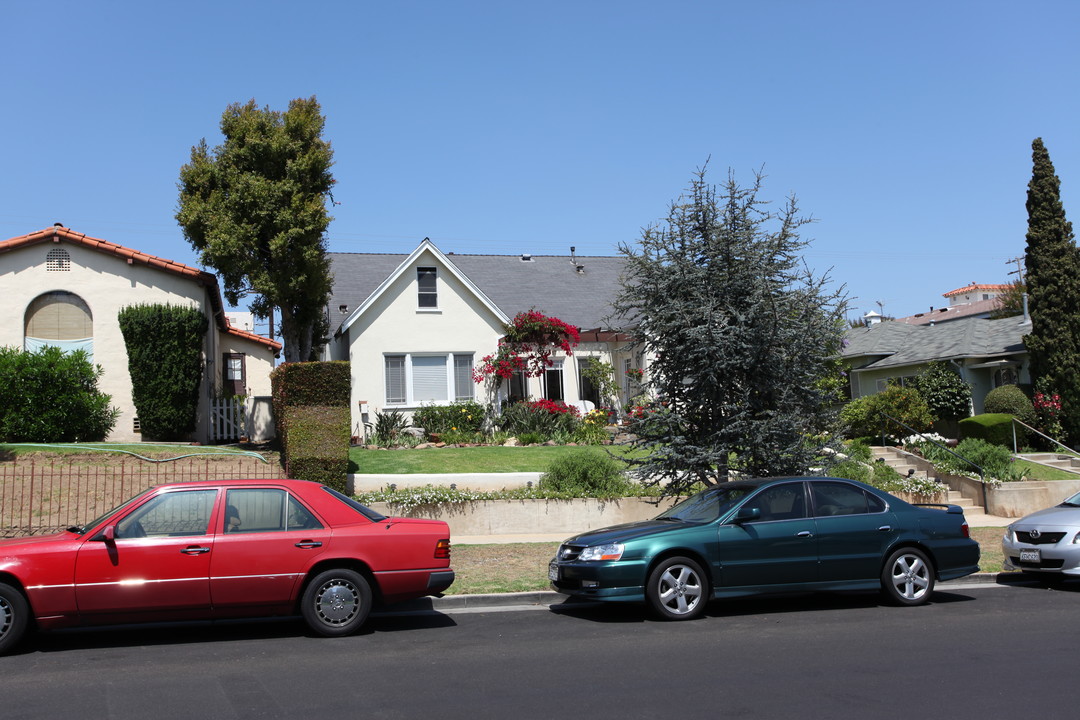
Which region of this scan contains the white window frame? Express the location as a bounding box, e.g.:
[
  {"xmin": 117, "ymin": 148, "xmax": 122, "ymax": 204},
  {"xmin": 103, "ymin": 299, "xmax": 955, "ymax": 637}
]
[{"xmin": 384, "ymin": 353, "xmax": 474, "ymax": 407}]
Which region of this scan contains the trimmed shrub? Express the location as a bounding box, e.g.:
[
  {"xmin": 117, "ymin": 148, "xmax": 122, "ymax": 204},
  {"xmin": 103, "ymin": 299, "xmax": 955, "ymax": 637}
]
[
  {"xmin": 117, "ymin": 304, "xmax": 208, "ymax": 440},
  {"xmin": 271, "ymin": 361, "xmax": 350, "ymax": 491},
  {"xmin": 498, "ymin": 400, "xmax": 581, "ymax": 440},
  {"xmin": 540, "ymin": 452, "xmax": 634, "ymax": 498},
  {"xmin": 412, "ymin": 400, "xmax": 487, "ymax": 438},
  {"xmin": 0, "ymin": 346, "xmax": 119, "ymax": 442},
  {"xmin": 959, "ymin": 413, "xmax": 1021, "ymax": 448},
  {"xmin": 983, "ymin": 384, "xmax": 1037, "ymax": 427}
]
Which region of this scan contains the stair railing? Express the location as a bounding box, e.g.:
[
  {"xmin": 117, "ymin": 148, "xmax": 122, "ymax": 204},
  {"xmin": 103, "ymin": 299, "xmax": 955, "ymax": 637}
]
[
  {"xmin": 1010, "ymin": 417, "xmax": 1079, "ymax": 458},
  {"xmin": 879, "ymin": 411, "xmax": 987, "ymax": 510}
]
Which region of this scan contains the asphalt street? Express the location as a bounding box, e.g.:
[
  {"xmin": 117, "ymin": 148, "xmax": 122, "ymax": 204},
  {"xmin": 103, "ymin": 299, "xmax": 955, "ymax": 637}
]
[{"xmin": 2, "ymin": 580, "xmax": 1076, "ymax": 720}]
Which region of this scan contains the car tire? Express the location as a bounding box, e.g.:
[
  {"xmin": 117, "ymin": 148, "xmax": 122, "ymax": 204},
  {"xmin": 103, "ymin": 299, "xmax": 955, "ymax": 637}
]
[
  {"xmin": 881, "ymin": 548, "xmax": 935, "ymax": 606},
  {"xmin": 646, "ymin": 556, "xmax": 709, "ymax": 621},
  {"xmin": 301, "ymin": 569, "xmax": 373, "ymax": 637},
  {"xmin": 0, "ymin": 582, "xmax": 30, "ymax": 656}
]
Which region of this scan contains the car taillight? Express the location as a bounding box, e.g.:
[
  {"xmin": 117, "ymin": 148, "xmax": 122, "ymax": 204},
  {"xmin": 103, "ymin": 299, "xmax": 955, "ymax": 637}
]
[
  {"xmin": 961, "ymin": 522, "xmax": 970, "ymax": 539},
  {"xmin": 435, "ymin": 539, "xmax": 451, "ymax": 559}
]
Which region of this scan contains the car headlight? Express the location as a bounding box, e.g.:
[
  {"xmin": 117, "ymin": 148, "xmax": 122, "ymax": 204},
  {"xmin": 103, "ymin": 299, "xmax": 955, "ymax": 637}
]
[
  {"xmin": 578, "ymin": 543, "xmax": 625, "ymax": 561},
  {"xmin": 1004, "ymin": 527, "xmax": 1014, "ymax": 543},
  {"xmin": 1073, "ymin": 531, "xmax": 1080, "ymax": 545}
]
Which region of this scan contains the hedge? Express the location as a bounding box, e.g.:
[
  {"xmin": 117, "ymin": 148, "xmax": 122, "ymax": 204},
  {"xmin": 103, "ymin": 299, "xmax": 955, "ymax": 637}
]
[
  {"xmin": 271, "ymin": 362, "xmax": 350, "ymax": 491},
  {"xmin": 117, "ymin": 304, "xmax": 208, "ymax": 440},
  {"xmin": 958, "ymin": 413, "xmax": 1022, "ymax": 448}
]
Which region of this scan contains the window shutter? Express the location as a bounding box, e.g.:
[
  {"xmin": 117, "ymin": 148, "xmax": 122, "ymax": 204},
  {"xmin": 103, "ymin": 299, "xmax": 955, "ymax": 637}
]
[{"xmin": 412, "ymin": 356, "xmax": 448, "ymax": 402}]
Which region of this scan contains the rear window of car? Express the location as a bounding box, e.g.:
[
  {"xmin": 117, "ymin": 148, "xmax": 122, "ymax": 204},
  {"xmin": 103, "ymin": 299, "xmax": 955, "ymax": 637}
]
[{"xmin": 321, "ymin": 486, "xmax": 387, "ymax": 522}]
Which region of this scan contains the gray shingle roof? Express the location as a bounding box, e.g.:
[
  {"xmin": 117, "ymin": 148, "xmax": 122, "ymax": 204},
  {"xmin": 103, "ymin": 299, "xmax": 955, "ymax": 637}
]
[
  {"xmin": 842, "ymin": 316, "xmax": 1029, "ymax": 371},
  {"xmin": 327, "ymin": 250, "xmax": 627, "ymax": 332}
]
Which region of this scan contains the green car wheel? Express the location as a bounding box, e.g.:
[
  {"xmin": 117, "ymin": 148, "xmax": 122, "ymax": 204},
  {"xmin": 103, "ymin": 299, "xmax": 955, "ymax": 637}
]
[
  {"xmin": 881, "ymin": 548, "xmax": 935, "ymax": 606},
  {"xmin": 646, "ymin": 556, "xmax": 709, "ymax": 621}
]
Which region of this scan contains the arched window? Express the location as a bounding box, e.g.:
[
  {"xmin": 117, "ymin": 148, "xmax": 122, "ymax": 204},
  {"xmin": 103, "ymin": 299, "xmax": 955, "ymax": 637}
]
[{"xmin": 24, "ymin": 291, "xmax": 94, "ymax": 361}]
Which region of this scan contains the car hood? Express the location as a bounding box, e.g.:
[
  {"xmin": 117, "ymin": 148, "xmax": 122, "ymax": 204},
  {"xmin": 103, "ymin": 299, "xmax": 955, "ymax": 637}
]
[
  {"xmin": 0, "ymin": 530, "xmax": 73, "ymax": 549},
  {"xmin": 561, "ymin": 519, "xmax": 684, "ymax": 546},
  {"xmin": 1013, "ymin": 504, "xmax": 1080, "ymax": 528}
]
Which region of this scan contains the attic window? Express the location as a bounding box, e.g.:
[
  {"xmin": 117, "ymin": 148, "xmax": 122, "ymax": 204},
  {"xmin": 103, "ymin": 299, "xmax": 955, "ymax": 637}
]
[
  {"xmin": 46, "ymin": 248, "xmax": 71, "ymax": 271},
  {"xmin": 417, "ymin": 267, "xmax": 438, "ymax": 309}
]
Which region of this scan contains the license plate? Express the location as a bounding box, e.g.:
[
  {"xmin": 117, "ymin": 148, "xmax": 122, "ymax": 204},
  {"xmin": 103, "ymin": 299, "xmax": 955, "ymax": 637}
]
[
  {"xmin": 548, "ymin": 561, "xmax": 559, "ymax": 582},
  {"xmin": 1020, "ymin": 548, "xmax": 1041, "ymax": 563}
]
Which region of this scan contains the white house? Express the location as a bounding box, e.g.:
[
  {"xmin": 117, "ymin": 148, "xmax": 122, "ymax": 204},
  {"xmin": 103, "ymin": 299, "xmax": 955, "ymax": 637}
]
[
  {"xmin": 322, "ymin": 239, "xmax": 641, "ymax": 438},
  {"xmin": 0, "ymin": 225, "xmax": 281, "ymax": 443}
]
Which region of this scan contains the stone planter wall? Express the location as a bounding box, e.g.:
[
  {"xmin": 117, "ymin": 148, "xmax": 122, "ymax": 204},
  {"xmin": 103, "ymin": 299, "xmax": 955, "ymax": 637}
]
[{"xmin": 940, "ymin": 473, "xmax": 1080, "ymax": 518}]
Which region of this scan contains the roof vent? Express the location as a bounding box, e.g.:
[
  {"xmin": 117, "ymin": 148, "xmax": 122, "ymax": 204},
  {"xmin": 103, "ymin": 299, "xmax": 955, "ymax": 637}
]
[
  {"xmin": 338, "ymin": 304, "xmax": 348, "ymax": 314},
  {"xmin": 576, "ymin": 264, "xmax": 585, "ymax": 274},
  {"xmin": 521, "ymin": 254, "xmax": 533, "ymax": 262}
]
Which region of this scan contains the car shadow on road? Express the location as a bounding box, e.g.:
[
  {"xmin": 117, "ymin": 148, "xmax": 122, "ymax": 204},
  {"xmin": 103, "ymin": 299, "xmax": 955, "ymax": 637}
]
[
  {"xmin": 17, "ymin": 611, "xmax": 458, "ymax": 656},
  {"xmin": 547, "ymin": 588, "xmax": 977, "ymax": 624}
]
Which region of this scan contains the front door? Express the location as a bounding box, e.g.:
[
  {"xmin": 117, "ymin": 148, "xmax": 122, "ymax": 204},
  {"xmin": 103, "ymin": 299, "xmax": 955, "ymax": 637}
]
[
  {"xmin": 74, "ymin": 488, "xmax": 219, "ymax": 621},
  {"xmin": 717, "ymin": 482, "xmax": 819, "ymax": 588}
]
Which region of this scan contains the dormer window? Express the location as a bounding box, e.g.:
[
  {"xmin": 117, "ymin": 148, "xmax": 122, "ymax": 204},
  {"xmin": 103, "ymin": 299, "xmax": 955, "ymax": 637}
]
[
  {"xmin": 417, "ymin": 267, "xmax": 438, "ymax": 309},
  {"xmin": 47, "ymin": 248, "xmax": 71, "ymax": 271}
]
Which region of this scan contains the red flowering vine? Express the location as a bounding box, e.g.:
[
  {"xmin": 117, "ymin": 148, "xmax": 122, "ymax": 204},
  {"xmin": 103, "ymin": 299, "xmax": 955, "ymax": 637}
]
[{"xmin": 473, "ymin": 311, "xmax": 580, "ymax": 384}]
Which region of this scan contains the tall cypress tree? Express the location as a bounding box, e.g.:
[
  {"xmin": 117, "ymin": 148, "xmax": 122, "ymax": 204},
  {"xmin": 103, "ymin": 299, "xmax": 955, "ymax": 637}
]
[{"xmin": 1023, "ymin": 138, "xmax": 1080, "ymax": 443}]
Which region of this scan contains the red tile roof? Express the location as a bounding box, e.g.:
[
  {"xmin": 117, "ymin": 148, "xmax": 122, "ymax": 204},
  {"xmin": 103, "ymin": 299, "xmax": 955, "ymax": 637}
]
[
  {"xmin": 1, "ymin": 225, "xmax": 281, "ymax": 352},
  {"xmin": 942, "ymin": 282, "xmax": 1010, "ymax": 298}
]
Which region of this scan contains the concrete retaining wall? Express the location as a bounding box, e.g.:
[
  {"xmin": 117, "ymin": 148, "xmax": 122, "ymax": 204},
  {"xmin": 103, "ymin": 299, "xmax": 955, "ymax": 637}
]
[
  {"xmin": 369, "ymin": 497, "xmax": 678, "ymax": 536},
  {"xmin": 941, "ymin": 473, "xmax": 1080, "ymax": 518}
]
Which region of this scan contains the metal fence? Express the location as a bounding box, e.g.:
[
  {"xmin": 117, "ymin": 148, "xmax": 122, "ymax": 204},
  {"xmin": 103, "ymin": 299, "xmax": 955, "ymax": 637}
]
[{"xmin": 0, "ymin": 454, "xmax": 287, "ymax": 538}]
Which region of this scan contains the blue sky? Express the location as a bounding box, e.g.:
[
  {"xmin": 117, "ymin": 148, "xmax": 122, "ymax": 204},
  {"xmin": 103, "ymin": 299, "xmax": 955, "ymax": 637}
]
[{"xmin": 4, "ymin": 1, "xmax": 1079, "ymax": 322}]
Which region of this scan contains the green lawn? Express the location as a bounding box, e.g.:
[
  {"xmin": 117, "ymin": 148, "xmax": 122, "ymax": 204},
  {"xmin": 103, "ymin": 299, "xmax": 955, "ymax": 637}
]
[
  {"xmin": 1014, "ymin": 458, "xmax": 1080, "ymax": 482},
  {"xmin": 350, "ymin": 444, "xmax": 638, "ymax": 474}
]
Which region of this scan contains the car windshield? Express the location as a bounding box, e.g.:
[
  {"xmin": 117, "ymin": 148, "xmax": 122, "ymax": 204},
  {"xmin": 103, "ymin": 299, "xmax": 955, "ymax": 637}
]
[
  {"xmin": 655, "ymin": 485, "xmax": 758, "ymax": 524},
  {"xmin": 1062, "ymin": 491, "xmax": 1080, "ymax": 507},
  {"xmin": 322, "ymin": 486, "xmax": 388, "ymax": 522},
  {"xmin": 68, "ymin": 488, "xmax": 156, "ymax": 536}
]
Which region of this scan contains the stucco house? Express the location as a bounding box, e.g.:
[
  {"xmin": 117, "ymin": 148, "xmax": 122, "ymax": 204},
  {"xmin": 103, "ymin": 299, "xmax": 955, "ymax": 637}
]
[
  {"xmin": 841, "ymin": 313, "xmax": 1030, "ymax": 414},
  {"xmin": 322, "ymin": 239, "xmax": 639, "ymax": 438},
  {"xmin": 0, "ymin": 225, "xmax": 281, "ymax": 443},
  {"xmin": 891, "ymin": 282, "xmax": 1013, "ymax": 326}
]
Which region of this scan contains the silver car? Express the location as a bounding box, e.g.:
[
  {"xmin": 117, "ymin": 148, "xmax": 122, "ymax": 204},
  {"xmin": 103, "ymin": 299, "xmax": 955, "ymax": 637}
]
[{"xmin": 1002, "ymin": 490, "xmax": 1080, "ymax": 579}]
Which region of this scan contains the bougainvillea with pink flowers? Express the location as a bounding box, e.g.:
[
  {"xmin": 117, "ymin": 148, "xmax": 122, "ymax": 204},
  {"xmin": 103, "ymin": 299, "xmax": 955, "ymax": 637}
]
[{"xmin": 473, "ymin": 311, "xmax": 580, "ymax": 384}]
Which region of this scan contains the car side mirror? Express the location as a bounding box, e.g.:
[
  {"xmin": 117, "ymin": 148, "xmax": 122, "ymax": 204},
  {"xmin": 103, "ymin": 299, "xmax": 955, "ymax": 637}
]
[
  {"xmin": 735, "ymin": 507, "xmax": 761, "ymax": 523},
  {"xmin": 102, "ymin": 525, "xmax": 116, "ymax": 543}
]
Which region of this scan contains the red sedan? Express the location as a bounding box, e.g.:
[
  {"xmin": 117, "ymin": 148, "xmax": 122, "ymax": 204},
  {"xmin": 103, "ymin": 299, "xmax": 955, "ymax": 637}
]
[{"xmin": 0, "ymin": 479, "xmax": 453, "ymax": 654}]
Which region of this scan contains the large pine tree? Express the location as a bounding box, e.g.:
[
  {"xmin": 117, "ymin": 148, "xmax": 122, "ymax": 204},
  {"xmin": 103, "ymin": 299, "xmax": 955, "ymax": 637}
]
[
  {"xmin": 613, "ymin": 168, "xmax": 847, "ymax": 494},
  {"xmin": 1023, "ymin": 137, "xmax": 1080, "ymax": 443}
]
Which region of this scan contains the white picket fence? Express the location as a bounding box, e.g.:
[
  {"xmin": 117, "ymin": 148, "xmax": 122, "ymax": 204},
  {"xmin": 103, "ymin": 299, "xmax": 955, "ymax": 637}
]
[{"xmin": 209, "ymin": 397, "xmax": 246, "ymax": 442}]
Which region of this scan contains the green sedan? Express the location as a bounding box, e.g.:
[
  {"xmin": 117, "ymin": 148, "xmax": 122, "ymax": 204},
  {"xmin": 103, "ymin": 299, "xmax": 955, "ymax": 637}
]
[{"xmin": 549, "ymin": 476, "xmax": 980, "ymax": 620}]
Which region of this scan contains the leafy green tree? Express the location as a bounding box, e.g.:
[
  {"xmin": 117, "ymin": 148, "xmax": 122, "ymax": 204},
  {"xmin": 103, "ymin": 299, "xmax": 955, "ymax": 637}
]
[
  {"xmin": 1023, "ymin": 137, "xmax": 1080, "ymax": 443},
  {"xmin": 612, "ymin": 167, "xmax": 847, "ymax": 494},
  {"xmin": 118, "ymin": 304, "xmax": 208, "ymax": 440},
  {"xmin": 910, "ymin": 361, "xmax": 972, "ymax": 423},
  {"xmin": 176, "ymin": 96, "xmax": 335, "ymax": 362},
  {"xmin": 0, "ymin": 346, "xmax": 118, "ymax": 442},
  {"xmin": 990, "ymin": 279, "xmax": 1026, "ymax": 319}
]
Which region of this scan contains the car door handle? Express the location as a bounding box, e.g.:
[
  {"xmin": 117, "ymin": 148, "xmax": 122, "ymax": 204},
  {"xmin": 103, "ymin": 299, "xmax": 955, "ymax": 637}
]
[
  {"xmin": 295, "ymin": 541, "xmax": 323, "ymax": 549},
  {"xmin": 796, "ymin": 530, "xmax": 814, "ymax": 538},
  {"xmin": 180, "ymin": 546, "xmax": 211, "ymax": 555},
  {"xmin": 878, "ymin": 526, "xmax": 892, "ymax": 532}
]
